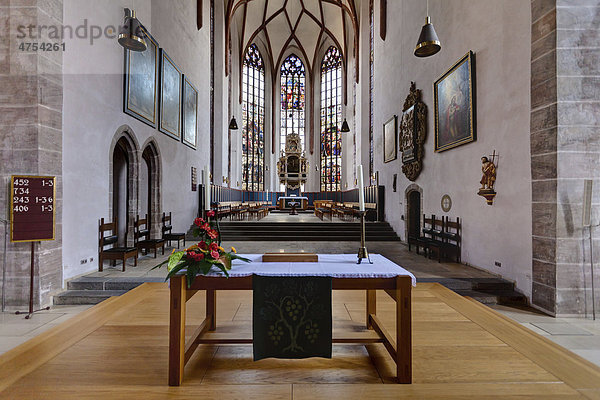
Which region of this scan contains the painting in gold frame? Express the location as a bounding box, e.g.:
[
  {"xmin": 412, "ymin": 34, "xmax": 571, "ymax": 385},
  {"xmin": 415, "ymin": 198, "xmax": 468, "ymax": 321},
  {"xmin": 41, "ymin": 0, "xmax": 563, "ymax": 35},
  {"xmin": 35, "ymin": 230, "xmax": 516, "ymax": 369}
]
[
  {"xmin": 123, "ymin": 24, "xmax": 159, "ymax": 128},
  {"xmin": 434, "ymin": 51, "xmax": 476, "ymax": 152}
]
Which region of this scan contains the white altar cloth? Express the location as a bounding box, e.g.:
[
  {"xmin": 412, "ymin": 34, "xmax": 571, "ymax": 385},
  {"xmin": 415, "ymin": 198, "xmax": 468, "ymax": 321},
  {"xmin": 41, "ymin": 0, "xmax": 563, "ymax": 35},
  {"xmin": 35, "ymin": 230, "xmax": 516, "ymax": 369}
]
[{"xmin": 206, "ymin": 254, "xmax": 416, "ymax": 286}]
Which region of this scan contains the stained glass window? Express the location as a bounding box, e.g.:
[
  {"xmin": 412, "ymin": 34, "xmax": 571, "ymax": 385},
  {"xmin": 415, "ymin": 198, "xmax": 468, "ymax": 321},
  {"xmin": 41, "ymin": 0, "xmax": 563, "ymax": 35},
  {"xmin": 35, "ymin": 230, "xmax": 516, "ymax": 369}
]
[
  {"xmin": 242, "ymin": 44, "xmax": 265, "ymax": 191},
  {"xmin": 280, "ymin": 54, "xmax": 306, "ymax": 154},
  {"xmin": 320, "ymin": 46, "xmax": 342, "ymax": 192}
]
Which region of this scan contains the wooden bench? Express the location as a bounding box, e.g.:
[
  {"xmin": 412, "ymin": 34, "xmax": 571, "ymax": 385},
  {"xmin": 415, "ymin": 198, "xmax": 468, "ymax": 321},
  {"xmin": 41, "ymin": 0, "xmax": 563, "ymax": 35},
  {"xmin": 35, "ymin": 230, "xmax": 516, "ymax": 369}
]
[
  {"xmin": 162, "ymin": 212, "xmax": 186, "ymax": 249},
  {"xmin": 409, "ymin": 214, "xmax": 462, "ymax": 263},
  {"xmin": 98, "ymin": 217, "xmax": 138, "ymax": 272},
  {"xmin": 135, "ymin": 214, "xmax": 165, "ymax": 258}
]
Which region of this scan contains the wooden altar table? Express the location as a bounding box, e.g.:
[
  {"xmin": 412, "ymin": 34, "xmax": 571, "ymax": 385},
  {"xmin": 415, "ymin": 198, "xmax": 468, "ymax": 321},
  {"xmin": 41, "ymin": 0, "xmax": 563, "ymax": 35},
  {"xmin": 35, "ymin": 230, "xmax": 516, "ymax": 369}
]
[{"xmin": 168, "ymin": 254, "xmax": 415, "ymax": 386}]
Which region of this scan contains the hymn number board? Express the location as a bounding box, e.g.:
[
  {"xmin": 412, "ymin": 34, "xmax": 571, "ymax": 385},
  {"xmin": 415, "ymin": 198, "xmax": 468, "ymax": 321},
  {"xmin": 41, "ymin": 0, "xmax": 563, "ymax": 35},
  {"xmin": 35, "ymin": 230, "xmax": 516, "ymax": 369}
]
[{"xmin": 10, "ymin": 176, "xmax": 56, "ymax": 243}]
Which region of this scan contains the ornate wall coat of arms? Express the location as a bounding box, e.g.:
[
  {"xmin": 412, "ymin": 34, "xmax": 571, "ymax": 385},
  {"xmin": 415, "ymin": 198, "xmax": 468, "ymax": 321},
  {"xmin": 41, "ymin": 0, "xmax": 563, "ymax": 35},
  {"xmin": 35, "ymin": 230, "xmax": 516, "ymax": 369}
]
[{"xmin": 400, "ymin": 82, "xmax": 427, "ymax": 181}]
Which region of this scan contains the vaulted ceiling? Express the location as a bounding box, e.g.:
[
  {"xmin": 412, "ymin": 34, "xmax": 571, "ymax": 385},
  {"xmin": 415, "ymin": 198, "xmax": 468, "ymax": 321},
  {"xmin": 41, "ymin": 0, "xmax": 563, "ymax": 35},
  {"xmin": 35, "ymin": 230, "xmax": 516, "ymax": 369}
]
[{"xmin": 225, "ymin": 0, "xmax": 359, "ymax": 80}]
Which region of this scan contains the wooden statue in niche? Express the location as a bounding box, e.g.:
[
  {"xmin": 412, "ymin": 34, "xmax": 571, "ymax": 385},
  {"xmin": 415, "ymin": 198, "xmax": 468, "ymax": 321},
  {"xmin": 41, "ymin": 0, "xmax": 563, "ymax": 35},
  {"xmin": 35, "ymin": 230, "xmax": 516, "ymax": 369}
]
[
  {"xmin": 477, "ymin": 151, "xmax": 498, "ymax": 205},
  {"xmin": 399, "ymin": 82, "xmax": 427, "ymax": 181}
]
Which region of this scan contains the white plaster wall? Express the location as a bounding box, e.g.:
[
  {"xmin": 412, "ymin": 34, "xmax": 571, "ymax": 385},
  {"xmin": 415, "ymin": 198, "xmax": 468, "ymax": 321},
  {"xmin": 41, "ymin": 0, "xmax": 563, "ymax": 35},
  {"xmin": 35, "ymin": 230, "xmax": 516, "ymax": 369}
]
[
  {"xmin": 62, "ymin": 0, "xmax": 210, "ymax": 280},
  {"xmin": 372, "ymin": 0, "xmax": 533, "ymax": 297}
]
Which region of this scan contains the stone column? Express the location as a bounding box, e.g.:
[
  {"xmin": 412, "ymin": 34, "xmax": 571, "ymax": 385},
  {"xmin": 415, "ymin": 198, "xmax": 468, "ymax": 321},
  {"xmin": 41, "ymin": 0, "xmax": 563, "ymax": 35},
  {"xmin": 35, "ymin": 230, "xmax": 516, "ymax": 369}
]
[
  {"xmin": 531, "ymin": 0, "xmax": 600, "ymax": 316},
  {"xmin": 0, "ymin": 0, "xmax": 63, "ymax": 309}
]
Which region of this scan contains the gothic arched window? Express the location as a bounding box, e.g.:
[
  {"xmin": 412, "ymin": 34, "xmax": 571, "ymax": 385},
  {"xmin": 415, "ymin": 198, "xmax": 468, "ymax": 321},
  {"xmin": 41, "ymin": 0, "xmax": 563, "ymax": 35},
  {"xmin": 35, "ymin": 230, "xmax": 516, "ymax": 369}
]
[
  {"xmin": 320, "ymin": 46, "xmax": 342, "ymax": 192},
  {"xmin": 280, "ymin": 54, "xmax": 306, "ymax": 154},
  {"xmin": 242, "ymin": 44, "xmax": 265, "ymax": 191}
]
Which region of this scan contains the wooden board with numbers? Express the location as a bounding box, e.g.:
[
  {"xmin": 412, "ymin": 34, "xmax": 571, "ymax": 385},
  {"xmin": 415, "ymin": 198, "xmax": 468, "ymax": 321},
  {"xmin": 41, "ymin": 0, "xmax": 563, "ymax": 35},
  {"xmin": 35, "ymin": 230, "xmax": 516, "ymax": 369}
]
[{"xmin": 10, "ymin": 175, "xmax": 56, "ymax": 242}]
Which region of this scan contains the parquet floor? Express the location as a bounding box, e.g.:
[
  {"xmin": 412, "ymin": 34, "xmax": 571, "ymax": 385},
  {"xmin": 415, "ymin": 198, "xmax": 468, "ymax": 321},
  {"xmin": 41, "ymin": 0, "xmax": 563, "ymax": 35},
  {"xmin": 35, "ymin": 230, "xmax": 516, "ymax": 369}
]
[{"xmin": 1, "ymin": 282, "xmax": 600, "ymax": 399}]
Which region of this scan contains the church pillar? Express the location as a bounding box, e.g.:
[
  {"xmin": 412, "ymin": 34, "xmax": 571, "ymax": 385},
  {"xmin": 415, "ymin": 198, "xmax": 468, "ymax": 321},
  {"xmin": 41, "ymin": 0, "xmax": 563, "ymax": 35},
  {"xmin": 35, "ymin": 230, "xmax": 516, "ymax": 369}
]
[
  {"xmin": 531, "ymin": 0, "xmax": 600, "ymax": 316},
  {"xmin": 0, "ymin": 0, "xmax": 64, "ymax": 309}
]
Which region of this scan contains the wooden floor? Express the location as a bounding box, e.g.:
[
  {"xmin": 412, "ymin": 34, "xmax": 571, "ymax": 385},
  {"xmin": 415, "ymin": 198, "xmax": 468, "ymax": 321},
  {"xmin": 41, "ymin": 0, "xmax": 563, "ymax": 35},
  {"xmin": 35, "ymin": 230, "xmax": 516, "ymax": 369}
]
[{"xmin": 1, "ymin": 283, "xmax": 600, "ymax": 399}]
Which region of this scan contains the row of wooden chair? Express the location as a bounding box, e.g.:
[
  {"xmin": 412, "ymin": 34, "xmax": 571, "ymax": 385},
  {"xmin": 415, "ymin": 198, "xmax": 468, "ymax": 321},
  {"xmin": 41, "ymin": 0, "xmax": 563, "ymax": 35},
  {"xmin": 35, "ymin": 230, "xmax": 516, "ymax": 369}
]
[
  {"xmin": 408, "ymin": 215, "xmax": 461, "ymax": 263},
  {"xmin": 314, "ymin": 201, "xmax": 377, "ymax": 222},
  {"xmin": 215, "ymin": 201, "xmax": 272, "ymax": 221},
  {"xmin": 98, "ymin": 212, "xmax": 186, "ymax": 272}
]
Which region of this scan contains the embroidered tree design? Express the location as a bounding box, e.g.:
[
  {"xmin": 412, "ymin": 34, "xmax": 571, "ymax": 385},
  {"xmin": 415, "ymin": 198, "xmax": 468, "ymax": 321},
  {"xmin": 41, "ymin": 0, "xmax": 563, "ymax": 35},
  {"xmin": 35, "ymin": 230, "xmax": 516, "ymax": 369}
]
[
  {"xmin": 266, "ymin": 294, "xmax": 315, "ymax": 353},
  {"xmin": 261, "ymin": 280, "xmax": 321, "ymax": 353}
]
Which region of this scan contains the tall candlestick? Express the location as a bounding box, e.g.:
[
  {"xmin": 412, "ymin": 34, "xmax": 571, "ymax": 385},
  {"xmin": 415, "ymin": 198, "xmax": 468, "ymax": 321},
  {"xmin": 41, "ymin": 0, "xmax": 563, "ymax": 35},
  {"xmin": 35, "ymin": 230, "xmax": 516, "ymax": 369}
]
[
  {"xmin": 357, "ymin": 165, "xmax": 365, "ymax": 212},
  {"xmin": 204, "ymin": 166, "xmax": 210, "ymax": 211}
]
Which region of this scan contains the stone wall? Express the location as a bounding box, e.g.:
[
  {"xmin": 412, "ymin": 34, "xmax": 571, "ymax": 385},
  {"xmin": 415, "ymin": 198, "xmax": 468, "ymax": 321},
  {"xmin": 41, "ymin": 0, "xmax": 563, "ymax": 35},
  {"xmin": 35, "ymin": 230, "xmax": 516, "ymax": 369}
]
[
  {"xmin": 0, "ymin": 0, "xmax": 64, "ymax": 309},
  {"xmin": 531, "ymin": 0, "xmax": 600, "ymax": 316}
]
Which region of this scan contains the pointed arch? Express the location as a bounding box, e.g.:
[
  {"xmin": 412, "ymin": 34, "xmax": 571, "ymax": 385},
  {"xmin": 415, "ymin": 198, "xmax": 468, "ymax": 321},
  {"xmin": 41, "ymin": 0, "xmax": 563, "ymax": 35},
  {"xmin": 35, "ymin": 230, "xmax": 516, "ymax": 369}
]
[
  {"xmin": 280, "ymin": 54, "xmax": 307, "ymax": 155},
  {"xmin": 108, "ymin": 125, "xmax": 140, "ymax": 246},
  {"xmin": 141, "ymin": 138, "xmax": 162, "ymax": 238},
  {"xmin": 242, "ymin": 43, "xmax": 266, "ymax": 191},
  {"xmin": 320, "ymin": 46, "xmax": 342, "ymax": 192}
]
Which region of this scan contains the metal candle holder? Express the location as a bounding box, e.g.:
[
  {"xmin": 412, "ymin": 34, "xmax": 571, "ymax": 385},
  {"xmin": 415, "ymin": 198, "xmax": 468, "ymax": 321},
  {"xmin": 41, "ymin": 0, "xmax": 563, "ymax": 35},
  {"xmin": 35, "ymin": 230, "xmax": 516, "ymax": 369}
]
[{"xmin": 357, "ymin": 211, "xmax": 372, "ymax": 265}]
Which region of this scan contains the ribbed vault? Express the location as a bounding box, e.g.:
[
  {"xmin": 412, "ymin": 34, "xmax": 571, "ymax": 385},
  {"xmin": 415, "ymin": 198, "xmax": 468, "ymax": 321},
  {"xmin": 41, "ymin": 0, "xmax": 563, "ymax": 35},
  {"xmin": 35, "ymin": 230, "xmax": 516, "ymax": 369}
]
[{"xmin": 225, "ymin": 0, "xmax": 359, "ymax": 155}]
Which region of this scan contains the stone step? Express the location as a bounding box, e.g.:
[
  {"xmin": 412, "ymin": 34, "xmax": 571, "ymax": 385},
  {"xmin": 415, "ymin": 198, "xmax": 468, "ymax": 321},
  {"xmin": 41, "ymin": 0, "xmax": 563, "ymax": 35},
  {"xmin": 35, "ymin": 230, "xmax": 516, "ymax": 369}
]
[
  {"xmin": 66, "ymin": 277, "xmax": 165, "ymax": 291},
  {"xmin": 455, "ymin": 289, "xmax": 528, "ymax": 306},
  {"xmin": 53, "ymin": 290, "xmax": 127, "ymax": 305}
]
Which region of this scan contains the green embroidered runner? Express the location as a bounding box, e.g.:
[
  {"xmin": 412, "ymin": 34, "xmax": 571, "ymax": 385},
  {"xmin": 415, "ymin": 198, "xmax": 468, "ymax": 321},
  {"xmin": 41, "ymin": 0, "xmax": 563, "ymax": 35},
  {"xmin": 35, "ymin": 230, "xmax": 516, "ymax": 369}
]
[{"xmin": 253, "ymin": 275, "xmax": 332, "ymax": 361}]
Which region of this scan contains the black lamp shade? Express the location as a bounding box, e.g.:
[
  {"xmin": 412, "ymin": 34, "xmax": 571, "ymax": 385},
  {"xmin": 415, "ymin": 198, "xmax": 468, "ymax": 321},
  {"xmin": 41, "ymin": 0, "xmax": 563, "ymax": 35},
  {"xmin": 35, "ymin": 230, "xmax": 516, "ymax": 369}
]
[
  {"xmin": 414, "ymin": 17, "xmax": 441, "ymax": 58},
  {"xmin": 340, "ymin": 119, "xmax": 350, "ymax": 133},
  {"xmin": 229, "ymin": 117, "xmax": 239, "ymax": 130},
  {"xmin": 118, "ymin": 9, "xmax": 147, "ymax": 52}
]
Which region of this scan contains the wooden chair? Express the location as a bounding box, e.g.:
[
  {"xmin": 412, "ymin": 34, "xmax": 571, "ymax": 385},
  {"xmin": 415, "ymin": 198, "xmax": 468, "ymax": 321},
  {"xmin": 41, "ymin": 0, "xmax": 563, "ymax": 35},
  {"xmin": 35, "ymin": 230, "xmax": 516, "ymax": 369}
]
[
  {"xmin": 442, "ymin": 216, "xmax": 461, "ymax": 263},
  {"xmin": 98, "ymin": 217, "xmax": 138, "ymax": 272},
  {"xmin": 135, "ymin": 214, "xmax": 165, "ymax": 258},
  {"xmin": 408, "ymin": 214, "xmax": 427, "ymax": 256},
  {"xmin": 162, "ymin": 212, "xmax": 186, "ymax": 249},
  {"xmin": 424, "ymin": 215, "xmax": 445, "ymax": 263}
]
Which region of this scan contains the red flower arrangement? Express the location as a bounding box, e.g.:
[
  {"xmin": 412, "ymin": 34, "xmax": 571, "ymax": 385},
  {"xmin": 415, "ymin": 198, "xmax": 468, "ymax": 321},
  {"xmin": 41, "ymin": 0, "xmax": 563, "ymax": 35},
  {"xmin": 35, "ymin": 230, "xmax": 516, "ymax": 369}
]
[{"xmin": 154, "ymin": 210, "xmax": 250, "ymax": 287}]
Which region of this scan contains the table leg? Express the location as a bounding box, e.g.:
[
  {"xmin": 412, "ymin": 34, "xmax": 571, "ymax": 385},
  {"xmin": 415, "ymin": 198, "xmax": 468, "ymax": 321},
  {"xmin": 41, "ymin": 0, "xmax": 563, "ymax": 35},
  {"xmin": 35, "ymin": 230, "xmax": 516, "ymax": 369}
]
[
  {"xmin": 396, "ymin": 276, "xmax": 412, "ymax": 384},
  {"xmin": 169, "ymin": 276, "xmax": 186, "ymax": 386},
  {"xmin": 366, "ymin": 289, "xmax": 376, "ymax": 329},
  {"xmin": 206, "ymin": 289, "xmax": 216, "ymax": 331}
]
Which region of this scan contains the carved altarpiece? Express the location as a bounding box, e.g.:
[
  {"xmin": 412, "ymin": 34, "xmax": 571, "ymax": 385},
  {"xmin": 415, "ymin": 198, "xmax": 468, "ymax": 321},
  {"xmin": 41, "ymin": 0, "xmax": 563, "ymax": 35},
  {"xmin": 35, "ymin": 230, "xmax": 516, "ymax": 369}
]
[{"xmin": 400, "ymin": 82, "xmax": 427, "ymax": 181}]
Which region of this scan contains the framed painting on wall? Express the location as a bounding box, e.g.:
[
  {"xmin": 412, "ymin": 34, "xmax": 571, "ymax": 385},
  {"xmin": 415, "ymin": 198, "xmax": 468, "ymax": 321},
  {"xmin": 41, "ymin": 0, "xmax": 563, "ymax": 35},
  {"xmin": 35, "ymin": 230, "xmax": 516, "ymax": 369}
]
[
  {"xmin": 159, "ymin": 49, "xmax": 182, "ymax": 140},
  {"xmin": 434, "ymin": 51, "xmax": 476, "ymax": 152},
  {"xmin": 182, "ymin": 75, "xmax": 198, "ymax": 149},
  {"xmin": 123, "ymin": 25, "xmax": 159, "ymax": 128},
  {"xmin": 383, "ymin": 115, "xmax": 398, "ymax": 163}
]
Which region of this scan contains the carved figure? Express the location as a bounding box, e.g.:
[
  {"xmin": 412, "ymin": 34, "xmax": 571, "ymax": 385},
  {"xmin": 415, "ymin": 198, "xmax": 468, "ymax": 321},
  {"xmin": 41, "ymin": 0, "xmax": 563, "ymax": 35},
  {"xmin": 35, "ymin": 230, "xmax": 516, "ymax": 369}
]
[{"xmin": 479, "ymin": 156, "xmax": 496, "ymax": 190}]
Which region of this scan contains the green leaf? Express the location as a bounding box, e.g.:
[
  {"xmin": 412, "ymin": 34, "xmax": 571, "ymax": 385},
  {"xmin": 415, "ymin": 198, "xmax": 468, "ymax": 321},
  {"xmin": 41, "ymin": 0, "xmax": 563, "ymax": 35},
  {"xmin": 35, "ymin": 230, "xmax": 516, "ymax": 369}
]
[{"xmin": 168, "ymin": 252, "xmax": 185, "ymax": 272}]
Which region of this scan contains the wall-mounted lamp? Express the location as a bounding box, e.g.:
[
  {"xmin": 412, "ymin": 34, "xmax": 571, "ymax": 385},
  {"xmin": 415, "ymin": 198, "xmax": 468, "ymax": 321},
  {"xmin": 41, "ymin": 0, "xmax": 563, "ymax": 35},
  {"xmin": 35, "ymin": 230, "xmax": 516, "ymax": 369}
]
[
  {"xmin": 118, "ymin": 8, "xmax": 147, "ymax": 52},
  {"xmin": 414, "ymin": 0, "xmax": 441, "ymax": 58},
  {"xmin": 340, "ymin": 119, "xmax": 350, "ymax": 133},
  {"xmin": 229, "ymin": 117, "xmax": 239, "ymax": 130}
]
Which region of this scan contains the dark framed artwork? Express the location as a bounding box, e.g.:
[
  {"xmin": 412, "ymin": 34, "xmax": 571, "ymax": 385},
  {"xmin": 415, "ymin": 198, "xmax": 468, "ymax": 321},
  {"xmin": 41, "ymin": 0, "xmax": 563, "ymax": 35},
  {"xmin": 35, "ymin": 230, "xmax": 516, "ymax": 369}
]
[
  {"xmin": 123, "ymin": 25, "xmax": 159, "ymax": 128},
  {"xmin": 182, "ymin": 75, "xmax": 198, "ymax": 149},
  {"xmin": 159, "ymin": 49, "xmax": 182, "ymax": 140},
  {"xmin": 383, "ymin": 115, "xmax": 398, "ymax": 163},
  {"xmin": 434, "ymin": 51, "xmax": 476, "ymax": 152}
]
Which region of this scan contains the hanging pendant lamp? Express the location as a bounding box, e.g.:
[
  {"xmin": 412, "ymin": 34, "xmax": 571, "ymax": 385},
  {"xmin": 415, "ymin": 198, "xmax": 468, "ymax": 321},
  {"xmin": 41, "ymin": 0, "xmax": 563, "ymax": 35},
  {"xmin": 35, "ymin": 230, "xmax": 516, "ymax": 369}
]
[
  {"xmin": 340, "ymin": 119, "xmax": 350, "ymax": 133},
  {"xmin": 118, "ymin": 8, "xmax": 147, "ymax": 52},
  {"xmin": 414, "ymin": 0, "xmax": 441, "ymax": 58},
  {"xmin": 229, "ymin": 117, "xmax": 239, "ymax": 130}
]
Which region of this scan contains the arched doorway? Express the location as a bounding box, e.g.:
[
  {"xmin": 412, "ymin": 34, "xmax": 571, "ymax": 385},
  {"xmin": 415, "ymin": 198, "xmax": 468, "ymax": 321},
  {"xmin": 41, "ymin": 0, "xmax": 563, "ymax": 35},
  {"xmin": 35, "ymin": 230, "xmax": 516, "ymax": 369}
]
[
  {"xmin": 141, "ymin": 141, "xmax": 161, "ymax": 238},
  {"xmin": 404, "ymin": 184, "xmax": 423, "ymax": 242},
  {"xmin": 407, "ymin": 191, "xmax": 421, "ymax": 240},
  {"xmin": 109, "ymin": 126, "xmax": 140, "ymax": 247},
  {"xmin": 112, "ymin": 138, "xmax": 131, "ymax": 246}
]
